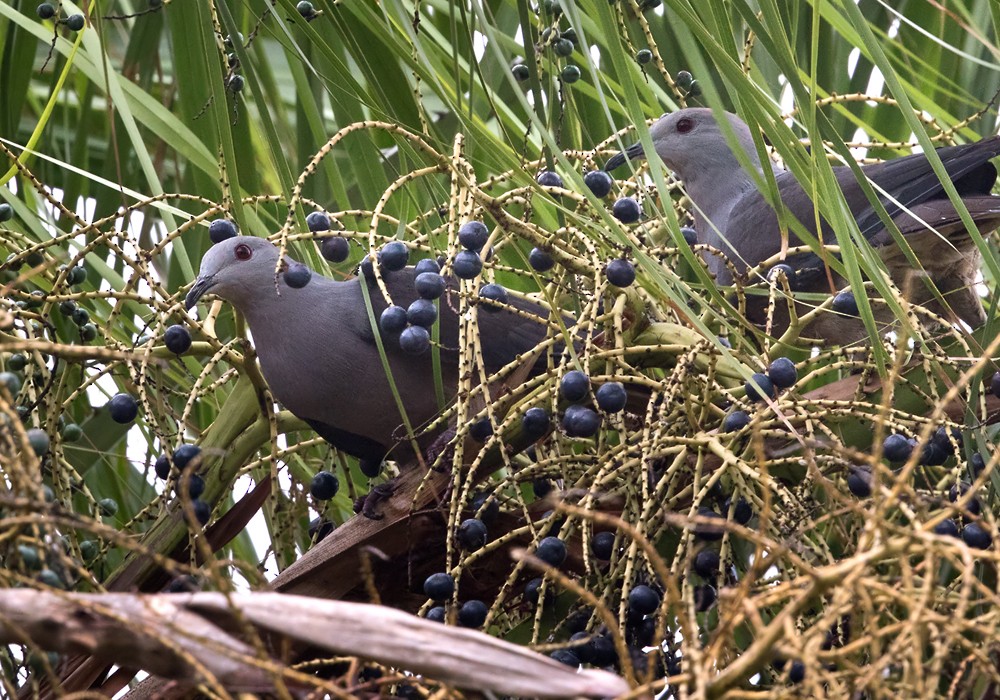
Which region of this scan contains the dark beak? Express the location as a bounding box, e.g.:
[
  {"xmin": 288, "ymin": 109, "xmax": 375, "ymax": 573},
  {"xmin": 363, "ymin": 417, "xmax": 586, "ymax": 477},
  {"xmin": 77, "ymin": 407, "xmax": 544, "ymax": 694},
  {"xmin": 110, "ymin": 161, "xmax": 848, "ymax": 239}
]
[
  {"xmin": 604, "ymin": 141, "xmax": 646, "ymax": 171},
  {"xmin": 185, "ymin": 275, "xmax": 215, "ymax": 310}
]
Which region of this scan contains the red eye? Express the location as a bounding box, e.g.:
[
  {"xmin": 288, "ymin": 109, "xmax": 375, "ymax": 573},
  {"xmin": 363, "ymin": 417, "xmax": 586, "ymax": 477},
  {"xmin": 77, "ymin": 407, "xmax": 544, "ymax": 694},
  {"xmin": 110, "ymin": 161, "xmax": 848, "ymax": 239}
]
[
  {"xmin": 234, "ymin": 243, "xmax": 252, "ymax": 261},
  {"xmin": 676, "ymin": 117, "xmax": 693, "ymax": 134}
]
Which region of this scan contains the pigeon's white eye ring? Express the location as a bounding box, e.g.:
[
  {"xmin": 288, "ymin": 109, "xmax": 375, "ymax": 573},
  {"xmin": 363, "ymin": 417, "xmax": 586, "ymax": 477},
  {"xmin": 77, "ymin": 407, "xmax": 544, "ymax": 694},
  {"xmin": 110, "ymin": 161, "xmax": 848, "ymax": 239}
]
[
  {"xmin": 676, "ymin": 117, "xmax": 693, "ymax": 133},
  {"xmin": 234, "ymin": 243, "xmax": 252, "ymax": 261}
]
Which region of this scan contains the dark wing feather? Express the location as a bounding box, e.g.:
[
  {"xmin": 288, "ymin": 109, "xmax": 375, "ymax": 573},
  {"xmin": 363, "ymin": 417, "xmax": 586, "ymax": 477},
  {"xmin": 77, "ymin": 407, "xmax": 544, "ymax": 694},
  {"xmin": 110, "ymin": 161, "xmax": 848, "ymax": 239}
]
[
  {"xmin": 848, "ymin": 136, "xmax": 1000, "ymax": 237},
  {"xmin": 724, "ymin": 136, "xmax": 1000, "ymax": 288}
]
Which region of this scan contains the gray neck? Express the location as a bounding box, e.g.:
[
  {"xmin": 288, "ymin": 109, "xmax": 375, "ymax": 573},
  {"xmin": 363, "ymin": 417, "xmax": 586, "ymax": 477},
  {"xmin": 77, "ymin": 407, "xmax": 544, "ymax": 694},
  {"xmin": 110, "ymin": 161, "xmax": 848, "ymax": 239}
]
[
  {"xmin": 686, "ymin": 168, "xmax": 757, "ymax": 279},
  {"xmin": 683, "ymin": 150, "xmax": 779, "ymax": 281}
]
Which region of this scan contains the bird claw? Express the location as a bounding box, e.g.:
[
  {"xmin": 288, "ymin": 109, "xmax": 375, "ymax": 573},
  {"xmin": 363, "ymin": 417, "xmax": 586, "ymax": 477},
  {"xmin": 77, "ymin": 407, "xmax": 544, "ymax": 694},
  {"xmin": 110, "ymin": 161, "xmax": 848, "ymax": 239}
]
[
  {"xmin": 424, "ymin": 428, "xmax": 457, "ymax": 471},
  {"xmin": 355, "ymin": 481, "xmax": 396, "ymax": 520}
]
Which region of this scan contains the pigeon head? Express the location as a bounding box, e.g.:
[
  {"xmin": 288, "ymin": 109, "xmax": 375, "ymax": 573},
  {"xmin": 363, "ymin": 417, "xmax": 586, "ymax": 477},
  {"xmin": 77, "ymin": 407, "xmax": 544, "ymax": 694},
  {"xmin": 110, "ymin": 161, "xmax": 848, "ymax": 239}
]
[
  {"xmin": 605, "ymin": 108, "xmax": 763, "ymax": 178},
  {"xmin": 185, "ymin": 236, "xmax": 286, "ymax": 310}
]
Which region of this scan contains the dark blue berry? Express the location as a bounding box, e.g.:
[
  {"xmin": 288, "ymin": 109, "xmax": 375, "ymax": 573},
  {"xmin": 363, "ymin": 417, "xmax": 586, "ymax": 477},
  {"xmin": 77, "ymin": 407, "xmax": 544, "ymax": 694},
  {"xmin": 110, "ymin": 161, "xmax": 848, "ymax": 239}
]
[
  {"xmin": 177, "ymin": 473, "xmax": 205, "ymax": 500},
  {"xmin": 426, "ymin": 606, "xmax": 446, "ymax": 622},
  {"xmin": 723, "ymin": 410, "xmax": 750, "ymax": 432},
  {"xmin": 934, "ymin": 518, "xmax": 959, "ymax": 537},
  {"xmin": 991, "ymin": 371, "xmax": 1000, "ymax": 399},
  {"xmin": 590, "ymin": 635, "xmax": 617, "ymax": 666},
  {"xmin": 882, "ymin": 434, "xmax": 913, "ymax": 463},
  {"xmin": 680, "ymin": 226, "xmax": 697, "ymax": 245},
  {"xmin": 788, "ymin": 660, "xmax": 805, "ymax": 683},
  {"xmin": 191, "ymin": 499, "xmax": 211, "ymax": 525},
  {"xmin": 767, "ymin": 357, "xmax": 797, "ymax": 388},
  {"xmin": 320, "ymin": 237, "xmax": 350, "ymax": 263},
  {"xmin": 628, "ymin": 584, "xmax": 660, "ymax": 615},
  {"xmin": 423, "ymin": 572, "xmax": 454, "ymax": 601},
  {"xmin": 283, "ymin": 262, "xmax": 312, "ymax": 289},
  {"xmin": 308, "ymin": 517, "xmax": 334, "ymax": 542},
  {"xmin": 693, "ymin": 549, "xmax": 720, "ymax": 578},
  {"xmin": 68, "ymin": 265, "xmax": 88, "ymax": 285},
  {"xmin": 727, "ymin": 497, "xmax": 753, "ymax": 525},
  {"xmin": 457, "ymin": 518, "xmax": 487, "ymax": 550},
  {"xmin": 932, "ymin": 426, "xmax": 958, "ymax": 454},
  {"xmin": 962, "ymin": 522, "xmax": 991, "ymax": 549},
  {"xmin": 469, "ymin": 417, "xmax": 493, "ymax": 442},
  {"xmin": 0, "ymin": 372, "xmax": 22, "ymax": 395},
  {"xmin": 379, "ymin": 241, "xmax": 409, "ymax": 271},
  {"xmin": 949, "ymin": 482, "xmax": 981, "ymax": 516},
  {"xmin": 478, "ymin": 283, "xmax": 508, "ymax": 309},
  {"xmin": 536, "ymin": 536, "xmax": 567, "ymax": 567},
  {"xmin": 584, "ymin": 170, "xmax": 613, "ymax": 198},
  {"xmin": 379, "ymin": 305, "xmax": 408, "ymax": 334},
  {"xmin": 458, "ymin": 221, "xmax": 489, "ymax": 251},
  {"xmin": 407, "ymin": 299, "xmax": 437, "ymax": 328},
  {"xmin": 595, "ymin": 382, "xmax": 627, "ymax": 412},
  {"xmin": 305, "ymin": 211, "xmax": 330, "ymax": 232},
  {"xmin": 767, "ymin": 263, "xmax": 795, "ymax": 283},
  {"xmin": 154, "ymin": 455, "xmax": 171, "ymax": 480},
  {"xmin": 458, "ymin": 599, "xmax": 488, "ymax": 628},
  {"xmin": 532, "ymin": 478, "xmax": 552, "ymax": 498},
  {"xmin": 831, "ymin": 291, "xmax": 859, "ymax": 316},
  {"xmin": 847, "ymin": 467, "xmax": 872, "ymax": 498},
  {"xmin": 310, "ymin": 471, "xmax": 339, "ymax": 500},
  {"xmin": 415, "ymin": 272, "xmax": 446, "ymax": 300},
  {"xmin": 554, "ymin": 38, "xmax": 574, "ymax": 57},
  {"xmin": 65, "ymin": 13, "xmax": 85, "ymax": 31},
  {"xmin": 591, "ymin": 531, "xmax": 615, "ymax": 560},
  {"xmin": 970, "ymin": 453, "xmax": 986, "ymax": 476},
  {"xmin": 521, "ymin": 407, "xmax": 550, "ymax": 439},
  {"xmin": 529, "ymin": 247, "xmax": 555, "ymax": 272},
  {"xmin": 744, "ymin": 373, "xmax": 775, "ymax": 402},
  {"xmin": 107, "ymin": 393, "xmax": 138, "ymax": 424},
  {"xmin": 452, "ymin": 250, "xmax": 483, "ymax": 279},
  {"xmin": 471, "ymin": 491, "xmax": 499, "ymax": 525},
  {"xmin": 27, "ymin": 428, "xmax": 49, "ymax": 456},
  {"xmin": 208, "ymin": 219, "xmax": 238, "ymax": 243},
  {"xmin": 173, "ymin": 444, "xmax": 202, "ymax": 470},
  {"xmin": 560, "ymin": 370, "xmax": 590, "ymax": 402},
  {"xmin": 537, "ymin": 171, "xmax": 564, "ymax": 188},
  {"xmin": 524, "ymin": 577, "xmax": 547, "ymax": 606},
  {"xmin": 563, "ymin": 405, "xmax": 601, "ymax": 437},
  {"xmin": 560, "ymin": 65, "xmax": 581, "ymax": 83},
  {"xmin": 611, "ymin": 197, "xmax": 641, "ymax": 223},
  {"xmin": 920, "ymin": 440, "xmax": 948, "ymax": 466},
  {"xmin": 37, "ymin": 3, "xmax": 55, "ymax": 19},
  {"xmin": 399, "ymin": 325, "xmax": 430, "ymax": 354},
  {"xmin": 512, "ymin": 64, "xmax": 530, "ymax": 81},
  {"xmin": 605, "ymin": 258, "xmax": 636, "ymax": 287},
  {"xmin": 358, "ymin": 255, "xmax": 375, "ymax": 279},
  {"xmin": 414, "ymin": 258, "xmax": 440, "ymax": 275},
  {"xmin": 694, "ymin": 584, "xmax": 717, "ymax": 612},
  {"xmin": 164, "ymin": 324, "xmax": 192, "ymax": 354}
]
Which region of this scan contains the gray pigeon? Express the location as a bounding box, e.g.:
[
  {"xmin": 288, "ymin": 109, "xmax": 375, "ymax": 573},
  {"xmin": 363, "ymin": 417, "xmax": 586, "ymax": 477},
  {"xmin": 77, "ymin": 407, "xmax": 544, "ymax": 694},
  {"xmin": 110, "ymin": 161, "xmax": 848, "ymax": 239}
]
[
  {"xmin": 606, "ymin": 108, "xmax": 1000, "ymax": 341},
  {"xmin": 185, "ymin": 236, "xmax": 558, "ymax": 463}
]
